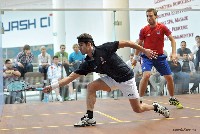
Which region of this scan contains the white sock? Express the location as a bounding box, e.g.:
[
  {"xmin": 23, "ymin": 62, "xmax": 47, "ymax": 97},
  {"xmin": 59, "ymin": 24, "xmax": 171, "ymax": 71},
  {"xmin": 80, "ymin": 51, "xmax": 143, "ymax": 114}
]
[{"xmin": 139, "ymin": 97, "xmax": 143, "ymax": 102}]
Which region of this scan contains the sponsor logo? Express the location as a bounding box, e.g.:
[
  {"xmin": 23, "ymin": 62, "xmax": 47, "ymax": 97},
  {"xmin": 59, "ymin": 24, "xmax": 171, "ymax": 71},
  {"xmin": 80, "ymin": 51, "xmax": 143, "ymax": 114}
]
[
  {"xmin": 100, "ymin": 57, "xmax": 106, "ymax": 64},
  {"xmin": 128, "ymin": 94, "xmax": 134, "ymax": 96}
]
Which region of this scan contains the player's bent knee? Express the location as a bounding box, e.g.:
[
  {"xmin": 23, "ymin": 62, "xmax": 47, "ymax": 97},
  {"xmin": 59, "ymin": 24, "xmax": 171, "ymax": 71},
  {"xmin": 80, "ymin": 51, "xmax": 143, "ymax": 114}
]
[
  {"xmin": 87, "ymin": 83, "xmax": 97, "ymax": 92},
  {"xmin": 133, "ymin": 108, "xmax": 142, "ymax": 113},
  {"xmin": 87, "ymin": 83, "xmax": 93, "ymax": 90},
  {"xmin": 143, "ymin": 74, "xmax": 151, "ymax": 80},
  {"xmin": 146, "ymin": 74, "xmax": 151, "ymax": 78},
  {"xmin": 132, "ymin": 106, "xmax": 143, "ymax": 113},
  {"xmin": 164, "ymin": 75, "xmax": 173, "ymax": 82}
]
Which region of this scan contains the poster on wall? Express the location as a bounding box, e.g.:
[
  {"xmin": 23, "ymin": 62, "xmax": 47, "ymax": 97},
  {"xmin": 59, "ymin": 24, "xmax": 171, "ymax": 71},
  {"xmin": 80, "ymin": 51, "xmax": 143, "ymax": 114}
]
[
  {"xmin": 1, "ymin": 10, "xmax": 104, "ymax": 55},
  {"xmin": 155, "ymin": 0, "xmax": 199, "ymax": 50},
  {"xmin": 1, "ymin": 11, "xmax": 53, "ymax": 48}
]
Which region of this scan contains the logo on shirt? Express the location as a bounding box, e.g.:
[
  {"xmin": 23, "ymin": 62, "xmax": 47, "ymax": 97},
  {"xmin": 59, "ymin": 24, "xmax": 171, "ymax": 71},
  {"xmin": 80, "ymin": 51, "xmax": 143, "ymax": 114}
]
[
  {"xmin": 147, "ymin": 34, "xmax": 150, "ymax": 36},
  {"xmin": 157, "ymin": 30, "xmax": 160, "ymax": 34},
  {"xmin": 94, "ymin": 66, "xmax": 97, "ymax": 70},
  {"xmin": 100, "ymin": 57, "xmax": 106, "ymax": 64},
  {"xmin": 128, "ymin": 94, "xmax": 134, "ymax": 96},
  {"xmin": 143, "ymin": 67, "xmax": 146, "ymax": 70}
]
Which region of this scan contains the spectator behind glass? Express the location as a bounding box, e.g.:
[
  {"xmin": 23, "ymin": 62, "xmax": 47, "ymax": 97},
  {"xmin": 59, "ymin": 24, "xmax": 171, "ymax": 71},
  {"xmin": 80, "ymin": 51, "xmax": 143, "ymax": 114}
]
[
  {"xmin": 69, "ymin": 44, "xmax": 85, "ymax": 72},
  {"xmin": 168, "ymin": 53, "xmax": 190, "ymax": 94},
  {"xmin": 126, "ymin": 53, "xmax": 134, "ymax": 69},
  {"xmin": 3, "ymin": 59, "xmax": 21, "ymax": 80},
  {"xmin": 55, "ymin": 44, "xmax": 70, "ymax": 76},
  {"xmin": 38, "ymin": 46, "xmax": 51, "ymax": 74},
  {"xmin": 177, "ymin": 41, "xmax": 193, "ymax": 61},
  {"xmin": 149, "ymin": 67, "xmax": 166, "ymax": 96},
  {"xmin": 180, "ymin": 53, "xmax": 200, "ymax": 93},
  {"xmin": 192, "ymin": 35, "xmax": 200, "ymax": 71},
  {"xmin": 16, "ymin": 44, "xmax": 34, "ymax": 77},
  {"xmin": 68, "ymin": 44, "xmax": 85, "ymax": 99},
  {"xmin": 3, "ymin": 59, "xmax": 22, "ymax": 104},
  {"xmin": 47, "ymin": 56, "xmax": 63, "ymax": 102},
  {"xmin": 127, "ymin": 53, "xmax": 142, "ymax": 92}
]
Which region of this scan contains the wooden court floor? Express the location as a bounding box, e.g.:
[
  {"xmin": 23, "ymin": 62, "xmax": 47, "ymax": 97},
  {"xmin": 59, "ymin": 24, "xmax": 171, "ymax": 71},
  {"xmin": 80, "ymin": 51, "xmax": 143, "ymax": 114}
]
[{"xmin": 0, "ymin": 94, "xmax": 200, "ymax": 134}]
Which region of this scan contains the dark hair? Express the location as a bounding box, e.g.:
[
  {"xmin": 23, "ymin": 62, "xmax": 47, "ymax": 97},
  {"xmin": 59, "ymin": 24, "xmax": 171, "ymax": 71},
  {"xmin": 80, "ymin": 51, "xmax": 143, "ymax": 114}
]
[
  {"xmin": 182, "ymin": 52, "xmax": 188, "ymax": 55},
  {"xmin": 146, "ymin": 8, "xmax": 158, "ymax": 16},
  {"xmin": 181, "ymin": 41, "xmax": 186, "ymax": 44},
  {"xmin": 77, "ymin": 33, "xmax": 95, "ymax": 46},
  {"xmin": 5, "ymin": 59, "xmax": 11, "ymax": 64},
  {"xmin": 23, "ymin": 44, "xmax": 30, "ymax": 51},
  {"xmin": 195, "ymin": 35, "xmax": 200, "ymax": 38},
  {"xmin": 53, "ymin": 55, "xmax": 58, "ymax": 60},
  {"xmin": 60, "ymin": 44, "xmax": 65, "ymax": 48}
]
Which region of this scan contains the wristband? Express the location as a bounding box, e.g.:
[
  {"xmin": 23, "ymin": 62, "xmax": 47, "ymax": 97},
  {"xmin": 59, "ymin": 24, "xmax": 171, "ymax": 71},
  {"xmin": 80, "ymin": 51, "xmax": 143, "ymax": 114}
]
[
  {"xmin": 133, "ymin": 55, "xmax": 140, "ymax": 61},
  {"xmin": 50, "ymin": 82, "xmax": 59, "ymax": 89}
]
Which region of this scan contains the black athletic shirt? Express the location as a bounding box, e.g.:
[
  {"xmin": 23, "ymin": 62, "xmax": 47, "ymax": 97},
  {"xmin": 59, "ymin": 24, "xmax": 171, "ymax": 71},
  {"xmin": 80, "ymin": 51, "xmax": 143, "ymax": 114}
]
[{"xmin": 74, "ymin": 41, "xmax": 134, "ymax": 82}]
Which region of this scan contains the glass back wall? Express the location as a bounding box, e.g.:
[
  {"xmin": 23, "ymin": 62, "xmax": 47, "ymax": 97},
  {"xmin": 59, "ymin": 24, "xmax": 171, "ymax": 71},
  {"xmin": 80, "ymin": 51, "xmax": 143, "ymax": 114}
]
[{"xmin": 0, "ymin": 12, "xmax": 3, "ymax": 118}]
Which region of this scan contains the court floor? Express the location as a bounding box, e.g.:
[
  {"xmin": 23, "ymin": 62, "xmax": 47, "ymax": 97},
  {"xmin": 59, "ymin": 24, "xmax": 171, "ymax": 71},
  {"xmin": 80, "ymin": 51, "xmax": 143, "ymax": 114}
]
[{"xmin": 0, "ymin": 94, "xmax": 199, "ymax": 134}]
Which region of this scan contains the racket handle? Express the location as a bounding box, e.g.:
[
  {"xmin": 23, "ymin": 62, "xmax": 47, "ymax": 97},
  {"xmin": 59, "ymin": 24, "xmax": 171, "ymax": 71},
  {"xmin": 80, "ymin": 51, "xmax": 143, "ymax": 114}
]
[{"xmin": 35, "ymin": 88, "xmax": 43, "ymax": 91}]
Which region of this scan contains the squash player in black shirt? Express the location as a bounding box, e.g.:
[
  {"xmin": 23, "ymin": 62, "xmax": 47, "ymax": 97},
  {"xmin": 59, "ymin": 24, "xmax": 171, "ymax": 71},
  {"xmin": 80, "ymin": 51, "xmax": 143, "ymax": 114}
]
[{"xmin": 43, "ymin": 33, "xmax": 170, "ymax": 127}]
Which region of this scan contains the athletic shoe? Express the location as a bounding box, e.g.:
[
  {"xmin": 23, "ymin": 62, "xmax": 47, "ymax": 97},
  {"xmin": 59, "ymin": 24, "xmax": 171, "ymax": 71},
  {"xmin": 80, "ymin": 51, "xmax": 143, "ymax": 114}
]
[
  {"xmin": 152, "ymin": 102, "xmax": 170, "ymax": 118},
  {"xmin": 66, "ymin": 97, "xmax": 75, "ymax": 101},
  {"xmin": 56, "ymin": 95, "xmax": 63, "ymax": 102},
  {"xmin": 169, "ymin": 97, "xmax": 183, "ymax": 109},
  {"xmin": 69, "ymin": 95, "xmax": 75, "ymax": 101},
  {"xmin": 74, "ymin": 114, "xmax": 96, "ymax": 127},
  {"xmin": 14, "ymin": 101, "xmax": 20, "ymax": 104},
  {"xmin": 190, "ymin": 89, "xmax": 197, "ymax": 94}
]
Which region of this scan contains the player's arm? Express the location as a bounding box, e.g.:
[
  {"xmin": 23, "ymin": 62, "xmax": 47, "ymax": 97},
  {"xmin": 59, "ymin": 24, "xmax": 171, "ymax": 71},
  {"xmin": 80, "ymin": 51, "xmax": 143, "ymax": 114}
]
[
  {"xmin": 133, "ymin": 39, "xmax": 143, "ymax": 65},
  {"xmin": 118, "ymin": 40, "xmax": 144, "ymax": 52},
  {"xmin": 135, "ymin": 39, "xmax": 143, "ymax": 55},
  {"xmin": 58, "ymin": 72, "xmax": 80, "ymax": 87},
  {"xmin": 118, "ymin": 40, "xmax": 157, "ymax": 60},
  {"xmin": 168, "ymin": 34, "xmax": 177, "ymax": 62},
  {"xmin": 43, "ymin": 72, "xmax": 80, "ymax": 93}
]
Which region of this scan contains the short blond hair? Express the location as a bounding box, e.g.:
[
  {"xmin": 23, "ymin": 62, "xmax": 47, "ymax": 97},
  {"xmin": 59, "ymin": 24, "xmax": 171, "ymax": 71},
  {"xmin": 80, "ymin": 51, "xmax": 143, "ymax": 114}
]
[
  {"xmin": 40, "ymin": 46, "xmax": 46, "ymax": 51},
  {"xmin": 73, "ymin": 44, "xmax": 79, "ymax": 48}
]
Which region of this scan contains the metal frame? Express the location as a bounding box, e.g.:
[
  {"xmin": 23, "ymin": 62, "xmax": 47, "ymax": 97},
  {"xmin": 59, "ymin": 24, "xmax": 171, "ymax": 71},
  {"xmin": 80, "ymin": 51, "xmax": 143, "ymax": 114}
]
[{"xmin": 0, "ymin": 8, "xmax": 200, "ymax": 11}]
